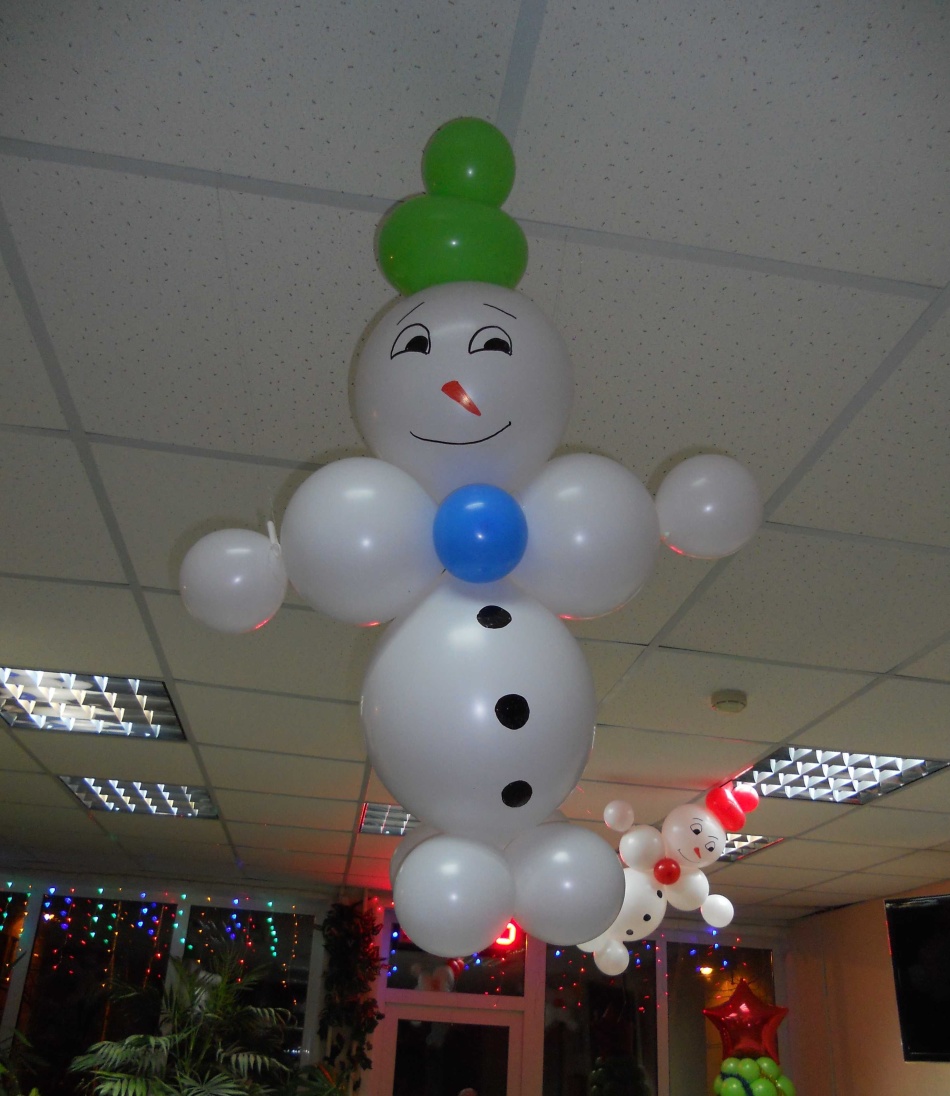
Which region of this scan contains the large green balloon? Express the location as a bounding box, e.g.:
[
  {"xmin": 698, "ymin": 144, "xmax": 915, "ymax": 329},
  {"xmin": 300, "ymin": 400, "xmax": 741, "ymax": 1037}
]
[
  {"xmin": 737, "ymin": 1059, "xmax": 760, "ymax": 1083},
  {"xmin": 775, "ymin": 1076, "xmax": 796, "ymax": 1096},
  {"xmin": 756, "ymin": 1058, "xmax": 780, "ymax": 1080},
  {"xmin": 377, "ymin": 194, "xmax": 528, "ymax": 295},
  {"xmin": 750, "ymin": 1079, "xmax": 777, "ymax": 1096},
  {"xmin": 720, "ymin": 1078, "xmax": 746, "ymax": 1096},
  {"xmin": 422, "ymin": 117, "xmax": 516, "ymax": 205}
]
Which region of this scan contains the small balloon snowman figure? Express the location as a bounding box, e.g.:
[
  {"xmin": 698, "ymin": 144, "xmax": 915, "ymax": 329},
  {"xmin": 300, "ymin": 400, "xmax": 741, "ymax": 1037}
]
[{"xmin": 179, "ymin": 119, "xmax": 763, "ymax": 958}]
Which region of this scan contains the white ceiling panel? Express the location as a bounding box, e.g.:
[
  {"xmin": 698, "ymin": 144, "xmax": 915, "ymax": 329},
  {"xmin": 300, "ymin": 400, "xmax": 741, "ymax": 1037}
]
[
  {"xmin": 0, "ymin": 0, "xmax": 517, "ymax": 194},
  {"xmin": 2, "ymin": 435, "xmax": 125, "ymax": 581},
  {"xmin": 806, "ymin": 803, "xmax": 950, "ymax": 849},
  {"xmin": 213, "ymin": 789, "xmax": 361, "ymax": 832},
  {"xmin": 0, "ymin": 262, "xmax": 63, "ymax": 429},
  {"xmin": 863, "ymin": 850, "xmax": 950, "ymax": 880},
  {"xmin": 580, "ymin": 640, "xmax": 646, "ymax": 701},
  {"xmin": 551, "ymin": 247, "xmax": 924, "ymax": 490},
  {"xmin": 147, "ymin": 591, "xmax": 376, "ymax": 701},
  {"xmin": 598, "ymin": 646, "xmax": 871, "ymax": 739},
  {"xmin": 773, "ymin": 309, "xmax": 950, "ymax": 546},
  {"xmin": 742, "ymin": 796, "xmax": 850, "ymax": 839},
  {"xmin": 0, "ymin": 579, "xmax": 160, "ymax": 679},
  {"xmin": 0, "ymin": 770, "xmax": 79, "ymax": 809},
  {"xmin": 900, "ymin": 643, "xmax": 950, "ymax": 683},
  {"xmin": 12, "ymin": 733, "xmax": 204, "ymax": 785},
  {"xmin": 711, "ymin": 861, "xmax": 841, "ymax": 892},
  {"xmin": 795, "ymin": 677, "xmax": 950, "ymax": 758},
  {"xmin": 866, "ymin": 768, "xmax": 950, "ymax": 815},
  {"xmin": 805, "ymin": 870, "xmax": 938, "ymax": 897},
  {"xmin": 0, "ymin": 730, "xmax": 43, "ymax": 773},
  {"xmin": 200, "ymin": 745, "xmax": 364, "ymax": 801},
  {"xmin": 666, "ymin": 526, "xmax": 950, "ymax": 672},
  {"xmin": 584, "ymin": 725, "xmax": 761, "ymax": 791},
  {"xmin": 561, "ymin": 780, "xmax": 691, "ymax": 828},
  {"xmin": 746, "ymin": 838, "xmax": 896, "ymax": 873},
  {"xmin": 176, "ymin": 683, "xmax": 365, "ymax": 762},
  {"xmin": 95, "ymin": 812, "xmax": 228, "ymax": 844},
  {"xmin": 226, "ymin": 824, "xmax": 352, "ymax": 856},
  {"xmin": 0, "ymin": 159, "xmax": 381, "ymax": 461},
  {"xmin": 515, "ymin": 0, "xmax": 950, "ymax": 283}
]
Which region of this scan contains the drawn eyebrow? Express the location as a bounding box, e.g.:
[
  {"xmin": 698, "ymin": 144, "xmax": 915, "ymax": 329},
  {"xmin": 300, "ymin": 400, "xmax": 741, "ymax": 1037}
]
[
  {"xmin": 397, "ymin": 301, "xmax": 425, "ymax": 325},
  {"xmin": 483, "ymin": 303, "xmax": 517, "ymax": 319}
]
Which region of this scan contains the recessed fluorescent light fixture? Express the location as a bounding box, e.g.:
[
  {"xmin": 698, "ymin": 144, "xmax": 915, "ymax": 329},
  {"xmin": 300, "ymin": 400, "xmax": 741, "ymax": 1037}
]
[
  {"xmin": 60, "ymin": 776, "xmax": 217, "ymax": 818},
  {"xmin": 359, "ymin": 803, "xmax": 419, "ymax": 836},
  {"xmin": 737, "ymin": 746, "xmax": 950, "ymax": 805},
  {"xmin": 720, "ymin": 833, "xmax": 783, "ymax": 862},
  {"xmin": 1, "ymin": 667, "xmax": 183, "ymax": 739}
]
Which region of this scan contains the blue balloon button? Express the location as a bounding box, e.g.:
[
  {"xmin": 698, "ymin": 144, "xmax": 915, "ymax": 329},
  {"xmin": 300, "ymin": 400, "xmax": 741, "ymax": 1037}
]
[{"xmin": 433, "ymin": 484, "xmax": 528, "ymax": 583}]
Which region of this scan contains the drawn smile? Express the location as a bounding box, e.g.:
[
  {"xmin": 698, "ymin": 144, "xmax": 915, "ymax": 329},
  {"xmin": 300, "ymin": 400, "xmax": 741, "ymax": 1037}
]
[{"xmin": 410, "ymin": 421, "xmax": 512, "ymax": 445}]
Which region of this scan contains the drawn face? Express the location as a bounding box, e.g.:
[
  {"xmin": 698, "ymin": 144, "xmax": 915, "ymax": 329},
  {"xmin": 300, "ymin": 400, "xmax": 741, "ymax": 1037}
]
[
  {"xmin": 354, "ymin": 282, "xmax": 573, "ymax": 501},
  {"xmin": 612, "ymin": 868, "xmax": 668, "ymax": 939},
  {"xmin": 661, "ymin": 805, "xmax": 727, "ymax": 869}
]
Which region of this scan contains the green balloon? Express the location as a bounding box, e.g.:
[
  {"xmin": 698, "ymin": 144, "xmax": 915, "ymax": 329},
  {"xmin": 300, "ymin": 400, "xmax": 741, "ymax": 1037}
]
[
  {"xmin": 751, "ymin": 1080, "xmax": 777, "ymax": 1096},
  {"xmin": 377, "ymin": 194, "xmax": 528, "ymax": 294},
  {"xmin": 756, "ymin": 1058, "xmax": 780, "ymax": 1080},
  {"xmin": 720, "ymin": 1079, "xmax": 746, "ymax": 1096},
  {"xmin": 738, "ymin": 1059, "xmax": 760, "ymax": 1083},
  {"xmin": 775, "ymin": 1076, "xmax": 796, "ymax": 1096},
  {"xmin": 422, "ymin": 117, "xmax": 516, "ymax": 205},
  {"xmin": 720, "ymin": 1058, "xmax": 742, "ymax": 1077}
]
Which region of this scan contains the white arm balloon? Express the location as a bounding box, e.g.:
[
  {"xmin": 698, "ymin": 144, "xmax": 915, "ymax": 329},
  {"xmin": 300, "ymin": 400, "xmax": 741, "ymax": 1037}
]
[
  {"xmin": 513, "ymin": 454, "xmax": 659, "ymax": 619},
  {"xmin": 701, "ymin": 893, "xmax": 735, "ymax": 929},
  {"xmin": 179, "ymin": 526, "xmax": 287, "ymax": 634},
  {"xmin": 280, "ymin": 457, "xmax": 441, "ymax": 625},
  {"xmin": 655, "ymin": 454, "xmax": 762, "ymax": 559}
]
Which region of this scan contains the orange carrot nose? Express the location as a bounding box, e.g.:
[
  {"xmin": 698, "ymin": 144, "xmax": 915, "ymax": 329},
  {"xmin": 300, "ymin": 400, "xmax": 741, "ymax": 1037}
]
[{"xmin": 441, "ymin": 380, "xmax": 481, "ymax": 416}]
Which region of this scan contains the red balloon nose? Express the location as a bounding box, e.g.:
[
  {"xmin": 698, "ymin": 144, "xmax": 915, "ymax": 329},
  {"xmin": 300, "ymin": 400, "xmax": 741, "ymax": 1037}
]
[{"xmin": 441, "ymin": 380, "xmax": 481, "ymax": 416}]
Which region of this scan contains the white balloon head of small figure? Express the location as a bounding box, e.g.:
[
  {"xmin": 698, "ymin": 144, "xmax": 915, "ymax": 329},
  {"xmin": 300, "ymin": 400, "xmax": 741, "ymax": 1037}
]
[
  {"xmin": 354, "ymin": 282, "xmax": 573, "ymax": 502},
  {"xmin": 661, "ymin": 782, "xmax": 760, "ymax": 870}
]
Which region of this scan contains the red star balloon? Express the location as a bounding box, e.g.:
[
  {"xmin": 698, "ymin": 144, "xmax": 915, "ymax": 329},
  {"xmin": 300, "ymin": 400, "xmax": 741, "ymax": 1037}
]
[{"xmin": 703, "ymin": 978, "xmax": 789, "ymax": 1062}]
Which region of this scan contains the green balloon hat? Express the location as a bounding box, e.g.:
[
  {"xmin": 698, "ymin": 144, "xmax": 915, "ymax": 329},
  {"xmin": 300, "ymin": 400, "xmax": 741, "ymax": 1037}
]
[{"xmin": 377, "ymin": 117, "xmax": 528, "ymax": 295}]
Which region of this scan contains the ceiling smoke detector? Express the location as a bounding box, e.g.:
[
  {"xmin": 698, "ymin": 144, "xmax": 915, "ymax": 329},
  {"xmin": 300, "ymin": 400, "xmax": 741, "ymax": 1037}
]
[{"xmin": 710, "ymin": 689, "xmax": 748, "ymax": 714}]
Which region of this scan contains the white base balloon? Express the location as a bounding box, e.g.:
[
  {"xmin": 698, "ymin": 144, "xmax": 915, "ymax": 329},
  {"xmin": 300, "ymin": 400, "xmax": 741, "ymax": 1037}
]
[
  {"xmin": 393, "ymin": 835, "xmax": 515, "ymax": 958},
  {"xmin": 179, "ymin": 528, "xmax": 287, "ymax": 634},
  {"xmin": 504, "ymin": 822, "xmax": 624, "ymax": 945}
]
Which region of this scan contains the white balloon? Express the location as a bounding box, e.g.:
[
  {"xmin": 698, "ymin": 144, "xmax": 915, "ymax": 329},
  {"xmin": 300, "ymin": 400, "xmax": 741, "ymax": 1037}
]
[
  {"xmin": 655, "ymin": 454, "xmax": 762, "ymax": 559},
  {"xmin": 701, "ymin": 894, "xmax": 735, "ymax": 929},
  {"xmin": 280, "ymin": 457, "xmax": 441, "ymax": 625},
  {"xmin": 661, "ymin": 804, "xmax": 727, "ymax": 870},
  {"xmin": 354, "ymin": 283, "xmax": 573, "ymax": 501},
  {"xmin": 505, "ymin": 823, "xmax": 624, "ymax": 945},
  {"xmin": 593, "ymin": 938, "xmax": 630, "ymax": 976},
  {"xmin": 179, "ymin": 528, "xmax": 287, "ymax": 634},
  {"xmin": 393, "ymin": 835, "xmax": 515, "ymax": 957},
  {"xmin": 513, "ymin": 454, "xmax": 659, "ymax": 618},
  {"xmin": 362, "ymin": 579, "xmax": 596, "ymax": 845},
  {"xmin": 618, "ymin": 825, "xmax": 664, "ymax": 871},
  {"xmin": 389, "ymin": 823, "xmax": 439, "ymax": 889},
  {"xmin": 603, "ymin": 800, "xmax": 635, "ymax": 833},
  {"xmin": 664, "ymin": 867, "xmax": 710, "ymax": 911}
]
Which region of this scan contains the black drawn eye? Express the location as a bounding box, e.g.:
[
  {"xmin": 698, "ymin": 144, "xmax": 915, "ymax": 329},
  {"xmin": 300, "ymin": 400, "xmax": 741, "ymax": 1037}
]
[
  {"xmin": 468, "ymin": 325, "xmax": 512, "ymax": 355},
  {"xmin": 391, "ymin": 323, "xmax": 431, "ymax": 358},
  {"xmin": 690, "ymin": 823, "xmax": 703, "ymax": 836},
  {"xmin": 705, "ymin": 841, "xmax": 717, "ymax": 853}
]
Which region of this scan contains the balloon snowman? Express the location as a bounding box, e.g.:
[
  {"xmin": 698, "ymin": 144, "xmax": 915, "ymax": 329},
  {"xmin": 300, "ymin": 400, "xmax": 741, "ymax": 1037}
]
[
  {"xmin": 179, "ymin": 118, "xmax": 763, "ymax": 958},
  {"xmin": 579, "ymin": 783, "xmax": 760, "ymax": 975}
]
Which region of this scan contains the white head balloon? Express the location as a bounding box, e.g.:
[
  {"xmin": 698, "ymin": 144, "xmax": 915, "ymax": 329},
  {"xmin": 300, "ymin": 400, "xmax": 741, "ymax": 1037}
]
[
  {"xmin": 661, "ymin": 804, "xmax": 728, "ymax": 870},
  {"xmin": 354, "ymin": 282, "xmax": 573, "ymax": 502}
]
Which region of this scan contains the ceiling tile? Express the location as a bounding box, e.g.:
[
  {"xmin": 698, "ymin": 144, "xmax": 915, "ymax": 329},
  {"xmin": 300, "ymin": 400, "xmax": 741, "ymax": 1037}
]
[
  {"xmin": 862, "ymin": 849, "xmax": 950, "ymax": 880},
  {"xmin": 900, "ymin": 642, "xmax": 950, "ymax": 684},
  {"xmin": 147, "ymin": 590, "xmax": 376, "ymax": 701},
  {"xmin": 0, "ymin": 1, "xmax": 517, "ymax": 193},
  {"xmin": 228, "ymin": 824, "xmax": 351, "ymax": 856},
  {"xmin": 200, "ymin": 746, "xmax": 364, "ymax": 801},
  {"xmin": 515, "ymin": 0, "xmax": 950, "ymax": 282},
  {"xmin": 806, "ymin": 804, "xmax": 950, "ymax": 850},
  {"xmin": 0, "ymin": 730, "xmax": 42, "ymax": 773},
  {"xmin": 0, "ymin": 770, "xmax": 83, "ymax": 809},
  {"xmin": 214, "ymin": 789, "xmax": 360, "ymax": 832},
  {"xmin": 745, "ymin": 838, "xmax": 895, "ymax": 873},
  {"xmin": 579, "ymin": 640, "xmax": 645, "ymax": 702},
  {"xmin": 0, "ymin": 260, "xmax": 64, "ymax": 429},
  {"xmin": 747, "ymin": 796, "xmax": 854, "ymax": 838},
  {"xmin": 176, "ymin": 683, "xmax": 365, "ymax": 762},
  {"xmin": 560, "ymin": 780, "xmax": 691, "ymax": 828},
  {"xmin": 665, "ymin": 527, "xmax": 950, "ymax": 672},
  {"xmin": 598, "ymin": 646, "xmax": 871, "ymax": 740},
  {"xmin": 0, "ymin": 579, "xmax": 160, "ymax": 679},
  {"xmin": 711, "ymin": 861, "xmax": 841, "ymax": 892},
  {"xmin": 806, "ymin": 872, "xmax": 927, "ymax": 898},
  {"xmin": 584, "ymin": 725, "xmax": 761, "ymax": 791},
  {"xmin": 774, "ymin": 310, "xmax": 950, "ymax": 546},
  {"xmin": 353, "ymin": 834, "xmax": 401, "ymax": 863},
  {"xmin": 14, "ymin": 733, "xmax": 204, "ymax": 784}
]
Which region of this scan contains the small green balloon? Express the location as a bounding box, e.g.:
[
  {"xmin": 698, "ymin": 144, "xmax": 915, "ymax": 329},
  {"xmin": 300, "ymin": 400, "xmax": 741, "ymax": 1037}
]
[
  {"xmin": 721, "ymin": 1058, "xmax": 742, "ymax": 1077},
  {"xmin": 720, "ymin": 1079, "xmax": 746, "ymax": 1096},
  {"xmin": 422, "ymin": 117, "xmax": 516, "ymax": 205},
  {"xmin": 738, "ymin": 1059, "xmax": 760, "ymax": 1083},
  {"xmin": 750, "ymin": 1079, "xmax": 777, "ymax": 1096},
  {"xmin": 377, "ymin": 194, "xmax": 528, "ymax": 294},
  {"xmin": 713, "ymin": 1075, "xmax": 723, "ymax": 1095},
  {"xmin": 756, "ymin": 1058, "xmax": 780, "ymax": 1080},
  {"xmin": 775, "ymin": 1076, "xmax": 796, "ymax": 1096}
]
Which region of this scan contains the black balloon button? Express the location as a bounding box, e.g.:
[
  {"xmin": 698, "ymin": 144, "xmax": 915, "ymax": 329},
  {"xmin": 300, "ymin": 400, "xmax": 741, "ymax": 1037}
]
[
  {"xmin": 495, "ymin": 693, "xmax": 529, "ymax": 729},
  {"xmin": 501, "ymin": 780, "xmax": 532, "ymax": 808},
  {"xmin": 477, "ymin": 605, "xmax": 512, "ymax": 628}
]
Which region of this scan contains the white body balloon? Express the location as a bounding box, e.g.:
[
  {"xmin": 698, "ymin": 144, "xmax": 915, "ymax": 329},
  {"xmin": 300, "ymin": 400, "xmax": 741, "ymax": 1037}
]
[
  {"xmin": 655, "ymin": 454, "xmax": 762, "ymax": 559},
  {"xmin": 179, "ymin": 528, "xmax": 287, "ymax": 634},
  {"xmin": 362, "ymin": 578, "xmax": 596, "ymax": 845},
  {"xmin": 514, "ymin": 454, "xmax": 659, "ymax": 619},
  {"xmin": 280, "ymin": 457, "xmax": 440, "ymax": 625}
]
